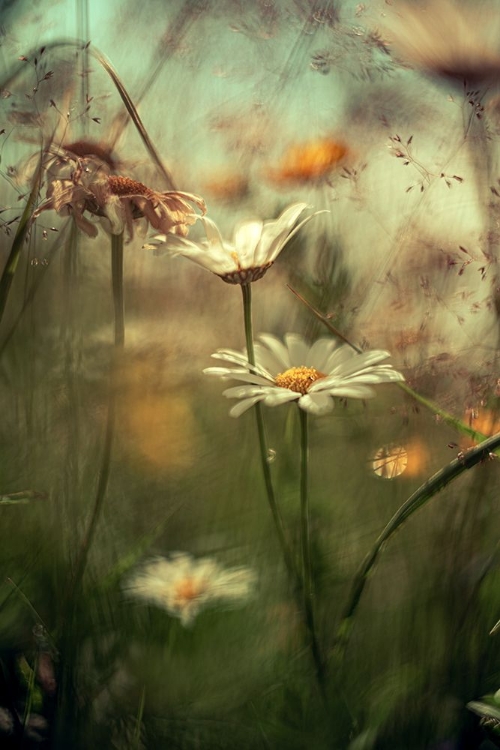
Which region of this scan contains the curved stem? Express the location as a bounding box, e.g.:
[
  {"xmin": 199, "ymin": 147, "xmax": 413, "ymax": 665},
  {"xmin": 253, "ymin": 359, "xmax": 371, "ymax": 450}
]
[
  {"xmin": 240, "ymin": 284, "xmax": 296, "ymax": 578},
  {"xmin": 333, "ymin": 430, "xmax": 500, "ymax": 662},
  {"xmin": 0, "ymin": 148, "xmax": 44, "ymax": 330}
]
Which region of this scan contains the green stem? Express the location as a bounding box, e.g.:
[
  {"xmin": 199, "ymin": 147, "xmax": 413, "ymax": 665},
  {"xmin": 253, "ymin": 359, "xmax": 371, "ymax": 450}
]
[
  {"xmin": 0, "ymin": 150, "xmax": 43, "ymax": 329},
  {"xmin": 241, "ymin": 284, "xmax": 296, "ymax": 578},
  {"xmin": 299, "ymin": 408, "xmax": 325, "ymax": 688},
  {"xmin": 299, "ymin": 409, "xmax": 312, "ymax": 599},
  {"xmin": 68, "ymin": 233, "xmax": 124, "ymax": 603},
  {"xmin": 332, "ymin": 429, "xmax": 500, "ymax": 662}
]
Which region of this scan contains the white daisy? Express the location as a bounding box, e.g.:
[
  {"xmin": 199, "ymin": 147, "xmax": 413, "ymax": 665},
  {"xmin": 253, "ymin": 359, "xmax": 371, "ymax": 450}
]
[
  {"xmin": 148, "ymin": 203, "xmax": 324, "ymax": 284},
  {"xmin": 204, "ymin": 333, "xmax": 405, "ymax": 417},
  {"xmin": 383, "ymin": 0, "xmax": 500, "ymax": 85},
  {"xmin": 124, "ymin": 553, "xmax": 256, "ymax": 626}
]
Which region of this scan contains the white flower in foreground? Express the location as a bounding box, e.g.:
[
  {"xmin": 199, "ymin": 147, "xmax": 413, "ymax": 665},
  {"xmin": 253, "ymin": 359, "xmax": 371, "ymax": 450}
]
[
  {"xmin": 148, "ymin": 203, "xmax": 324, "ymax": 284},
  {"xmin": 204, "ymin": 334, "xmax": 405, "ymax": 417},
  {"xmin": 125, "ymin": 553, "xmax": 256, "ymax": 626}
]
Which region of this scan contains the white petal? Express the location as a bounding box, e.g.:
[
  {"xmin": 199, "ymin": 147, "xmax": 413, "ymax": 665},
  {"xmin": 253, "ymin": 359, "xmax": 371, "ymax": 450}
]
[
  {"xmin": 204, "ymin": 367, "xmax": 272, "ymax": 386},
  {"xmin": 203, "ymin": 366, "xmax": 243, "ymax": 377},
  {"xmin": 263, "ymin": 390, "xmax": 300, "ymax": 407},
  {"xmin": 298, "ymin": 392, "xmax": 334, "ymax": 415},
  {"xmin": 254, "ymin": 203, "xmax": 308, "ymax": 265},
  {"xmin": 223, "ymin": 385, "xmax": 266, "ymax": 398},
  {"xmin": 332, "ymin": 350, "xmax": 392, "ymax": 377},
  {"xmin": 321, "ymin": 384, "xmax": 376, "ymax": 399},
  {"xmin": 307, "ymin": 338, "xmax": 339, "ymax": 371},
  {"xmin": 210, "ymin": 350, "xmax": 273, "ymax": 379},
  {"xmin": 284, "ymin": 333, "xmax": 309, "ymax": 367},
  {"xmin": 233, "ymin": 220, "xmax": 263, "ymax": 265},
  {"xmin": 257, "ymin": 334, "xmax": 292, "ymax": 370},
  {"xmin": 264, "ymin": 209, "xmax": 329, "ymax": 264},
  {"xmin": 201, "ymin": 216, "xmax": 225, "ymax": 249},
  {"xmin": 253, "ymin": 342, "xmax": 286, "ymax": 375},
  {"xmin": 219, "ymin": 372, "xmax": 274, "ymax": 386},
  {"xmin": 324, "ymin": 346, "xmax": 357, "ymax": 372},
  {"xmin": 229, "ymin": 396, "xmax": 263, "ymax": 417},
  {"xmin": 343, "ymin": 369, "xmax": 404, "ymax": 384}
]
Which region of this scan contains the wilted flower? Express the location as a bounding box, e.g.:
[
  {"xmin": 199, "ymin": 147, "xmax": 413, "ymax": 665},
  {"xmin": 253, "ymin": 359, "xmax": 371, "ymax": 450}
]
[
  {"xmin": 383, "ymin": 0, "xmax": 500, "ymax": 85},
  {"xmin": 266, "ymin": 138, "xmax": 348, "ymax": 185},
  {"xmin": 204, "ymin": 333, "xmax": 404, "ymax": 417},
  {"xmin": 149, "ymin": 203, "xmax": 324, "ymax": 284},
  {"xmin": 125, "ymin": 553, "xmax": 256, "ymax": 626},
  {"xmin": 33, "ymin": 154, "xmax": 206, "ymax": 239}
]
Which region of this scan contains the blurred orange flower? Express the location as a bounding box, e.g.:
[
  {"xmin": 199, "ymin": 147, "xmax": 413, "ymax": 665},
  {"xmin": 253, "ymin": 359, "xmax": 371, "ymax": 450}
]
[
  {"xmin": 462, "ymin": 407, "xmax": 500, "ymax": 447},
  {"xmin": 202, "ymin": 172, "xmax": 249, "ymax": 202},
  {"xmin": 266, "ymin": 138, "xmax": 348, "ymax": 185}
]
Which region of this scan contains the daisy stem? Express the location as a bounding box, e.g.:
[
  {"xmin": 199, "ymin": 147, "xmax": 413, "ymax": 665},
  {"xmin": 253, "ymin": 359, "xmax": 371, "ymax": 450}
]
[
  {"xmin": 68, "ymin": 232, "xmax": 124, "ymax": 604},
  {"xmin": 241, "ymin": 283, "xmax": 296, "ymax": 578},
  {"xmin": 299, "ymin": 408, "xmax": 325, "ymax": 690}
]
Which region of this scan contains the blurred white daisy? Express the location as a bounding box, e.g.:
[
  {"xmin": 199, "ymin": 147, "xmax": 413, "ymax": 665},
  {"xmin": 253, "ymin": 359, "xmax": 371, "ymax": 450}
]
[
  {"xmin": 125, "ymin": 553, "xmax": 256, "ymax": 626},
  {"xmin": 383, "ymin": 0, "xmax": 500, "ymax": 85},
  {"xmin": 204, "ymin": 333, "xmax": 404, "ymax": 417},
  {"xmin": 148, "ymin": 203, "xmax": 324, "ymax": 284}
]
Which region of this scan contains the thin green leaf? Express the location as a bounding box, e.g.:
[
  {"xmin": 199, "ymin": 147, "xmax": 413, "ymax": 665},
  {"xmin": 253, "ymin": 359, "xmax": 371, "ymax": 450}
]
[
  {"xmin": 332, "ymin": 431, "xmax": 500, "ymax": 661},
  {"xmin": 0, "ymin": 490, "xmax": 47, "ymax": 505},
  {"xmin": 467, "ymin": 700, "xmax": 500, "ymax": 722},
  {"xmin": 91, "ymin": 49, "xmax": 175, "ymax": 189},
  {"xmin": 0, "ymin": 151, "xmax": 43, "ymax": 326}
]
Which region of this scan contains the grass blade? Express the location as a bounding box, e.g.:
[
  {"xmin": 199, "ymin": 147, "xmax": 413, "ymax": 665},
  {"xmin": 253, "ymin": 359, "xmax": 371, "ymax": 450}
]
[{"xmin": 332, "ymin": 431, "xmax": 500, "ymax": 660}]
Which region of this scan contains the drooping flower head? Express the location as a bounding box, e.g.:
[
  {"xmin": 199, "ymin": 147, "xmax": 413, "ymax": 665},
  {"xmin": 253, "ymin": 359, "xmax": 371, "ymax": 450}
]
[
  {"xmin": 124, "ymin": 553, "xmax": 256, "ymax": 626},
  {"xmin": 33, "ymin": 152, "xmax": 206, "ymax": 239},
  {"xmin": 149, "ymin": 203, "xmax": 325, "ymax": 284},
  {"xmin": 204, "ymin": 333, "xmax": 404, "ymax": 416},
  {"xmin": 382, "ymin": 0, "xmax": 500, "ymax": 85}
]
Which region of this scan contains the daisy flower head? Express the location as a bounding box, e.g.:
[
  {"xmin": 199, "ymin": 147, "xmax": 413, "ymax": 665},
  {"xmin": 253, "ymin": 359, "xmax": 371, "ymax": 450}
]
[
  {"xmin": 382, "ymin": 0, "xmax": 500, "ymax": 85},
  {"xmin": 148, "ymin": 203, "xmax": 325, "ymax": 284},
  {"xmin": 204, "ymin": 333, "xmax": 405, "ymax": 417},
  {"xmin": 33, "ymin": 152, "xmax": 206, "ymax": 240},
  {"xmin": 124, "ymin": 552, "xmax": 256, "ymax": 627}
]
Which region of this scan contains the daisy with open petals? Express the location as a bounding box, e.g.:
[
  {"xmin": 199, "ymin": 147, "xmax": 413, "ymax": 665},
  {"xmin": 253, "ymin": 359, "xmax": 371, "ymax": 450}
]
[
  {"xmin": 149, "ymin": 203, "xmax": 324, "ymax": 284},
  {"xmin": 204, "ymin": 333, "xmax": 404, "ymax": 417},
  {"xmin": 125, "ymin": 552, "xmax": 256, "ymax": 627}
]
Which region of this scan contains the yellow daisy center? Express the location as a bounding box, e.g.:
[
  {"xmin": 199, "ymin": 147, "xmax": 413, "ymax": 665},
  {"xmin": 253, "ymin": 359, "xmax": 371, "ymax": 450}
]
[
  {"xmin": 173, "ymin": 577, "xmax": 207, "ymax": 604},
  {"xmin": 108, "ymin": 175, "xmax": 156, "ymax": 200},
  {"xmin": 274, "ymin": 366, "xmax": 325, "ymax": 395}
]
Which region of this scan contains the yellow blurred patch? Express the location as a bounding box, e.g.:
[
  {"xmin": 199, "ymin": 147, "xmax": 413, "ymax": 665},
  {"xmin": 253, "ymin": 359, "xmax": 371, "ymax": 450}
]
[
  {"xmin": 371, "ymin": 438, "xmax": 430, "ymax": 479},
  {"xmin": 266, "ymin": 138, "xmax": 348, "ymax": 185},
  {"xmin": 463, "ymin": 407, "xmax": 500, "ymax": 448},
  {"xmin": 202, "ymin": 172, "xmax": 249, "ymax": 202},
  {"xmin": 122, "ymin": 394, "xmax": 196, "ymax": 472}
]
